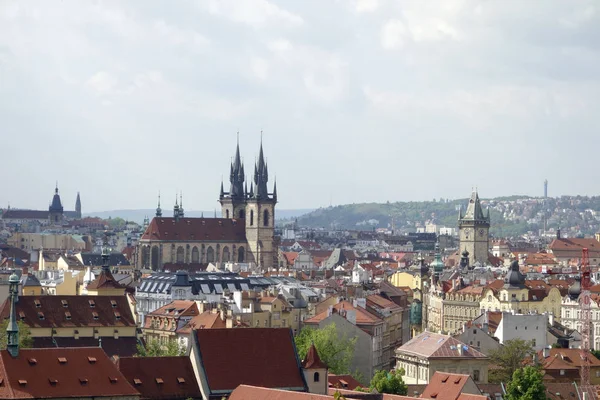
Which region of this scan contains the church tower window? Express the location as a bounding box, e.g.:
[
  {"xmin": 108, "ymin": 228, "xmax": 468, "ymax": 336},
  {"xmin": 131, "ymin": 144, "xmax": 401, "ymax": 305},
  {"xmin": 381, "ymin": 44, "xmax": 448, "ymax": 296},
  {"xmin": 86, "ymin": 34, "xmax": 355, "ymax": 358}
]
[
  {"xmin": 250, "ymin": 210, "xmax": 254, "ymax": 226},
  {"xmin": 238, "ymin": 247, "xmax": 245, "ymax": 262},
  {"xmin": 191, "ymin": 246, "xmax": 199, "ymax": 263},
  {"xmin": 176, "ymin": 246, "xmax": 184, "ymax": 263},
  {"xmin": 263, "ymin": 210, "xmax": 270, "ymax": 227},
  {"xmin": 207, "ymin": 247, "xmax": 215, "ymax": 263}
]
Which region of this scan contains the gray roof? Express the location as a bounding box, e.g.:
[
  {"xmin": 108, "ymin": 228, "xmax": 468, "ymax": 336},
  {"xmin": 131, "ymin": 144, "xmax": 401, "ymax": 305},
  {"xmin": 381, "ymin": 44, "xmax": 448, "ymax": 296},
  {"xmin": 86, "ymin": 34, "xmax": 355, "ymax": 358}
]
[{"xmin": 81, "ymin": 253, "xmax": 130, "ymax": 266}]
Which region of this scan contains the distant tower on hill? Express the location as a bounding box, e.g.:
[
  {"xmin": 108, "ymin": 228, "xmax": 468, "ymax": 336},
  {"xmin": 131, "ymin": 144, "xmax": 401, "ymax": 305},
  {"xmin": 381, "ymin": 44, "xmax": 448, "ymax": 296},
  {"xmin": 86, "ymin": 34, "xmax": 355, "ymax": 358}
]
[
  {"xmin": 49, "ymin": 183, "xmax": 64, "ymax": 224},
  {"xmin": 75, "ymin": 192, "xmax": 82, "ymax": 219},
  {"xmin": 544, "ymin": 179, "xmax": 548, "ymax": 198}
]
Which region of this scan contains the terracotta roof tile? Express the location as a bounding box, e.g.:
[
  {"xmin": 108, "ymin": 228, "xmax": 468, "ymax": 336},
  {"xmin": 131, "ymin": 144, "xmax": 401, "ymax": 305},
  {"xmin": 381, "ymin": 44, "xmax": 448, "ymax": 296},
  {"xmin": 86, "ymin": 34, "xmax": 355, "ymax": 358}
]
[
  {"xmin": 302, "ymin": 344, "xmax": 327, "ymax": 369},
  {"xmin": 142, "ymin": 217, "xmax": 246, "ymax": 242},
  {"xmin": 193, "ymin": 328, "xmax": 306, "ymax": 395},
  {"xmin": 0, "ymin": 348, "xmax": 138, "ymax": 399},
  {"xmin": 86, "ymin": 269, "xmax": 124, "ymax": 290},
  {"xmin": 0, "ymin": 295, "xmax": 135, "ymax": 329},
  {"xmin": 117, "ymin": 356, "xmax": 201, "ymax": 400},
  {"xmin": 176, "ymin": 311, "xmax": 226, "ymax": 333},
  {"xmin": 397, "ymin": 332, "xmax": 487, "ymax": 360},
  {"xmin": 421, "ymin": 372, "xmax": 472, "ymax": 400},
  {"xmin": 230, "ymin": 385, "xmax": 331, "ymax": 400},
  {"xmin": 328, "ymin": 374, "xmax": 362, "ymax": 391},
  {"xmin": 304, "ymin": 301, "xmax": 383, "ymax": 326}
]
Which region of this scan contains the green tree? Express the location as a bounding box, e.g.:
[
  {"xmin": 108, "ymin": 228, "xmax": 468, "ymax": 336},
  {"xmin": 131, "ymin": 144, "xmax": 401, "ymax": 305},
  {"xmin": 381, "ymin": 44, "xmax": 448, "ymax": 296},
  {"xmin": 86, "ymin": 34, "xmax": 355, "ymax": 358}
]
[
  {"xmin": 488, "ymin": 339, "xmax": 535, "ymax": 383},
  {"xmin": 295, "ymin": 323, "xmax": 357, "ymax": 375},
  {"xmin": 505, "ymin": 366, "xmax": 547, "ymax": 400},
  {"xmin": 0, "ymin": 320, "xmax": 33, "ymax": 349},
  {"xmin": 368, "ymin": 368, "xmax": 408, "ymax": 395},
  {"xmin": 136, "ymin": 338, "xmax": 186, "ymax": 357}
]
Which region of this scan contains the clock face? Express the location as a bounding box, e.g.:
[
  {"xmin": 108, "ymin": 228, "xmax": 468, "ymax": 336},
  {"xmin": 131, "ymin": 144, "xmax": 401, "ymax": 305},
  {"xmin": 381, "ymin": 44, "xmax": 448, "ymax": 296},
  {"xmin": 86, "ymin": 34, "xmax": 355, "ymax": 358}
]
[
  {"xmin": 478, "ymin": 229, "xmax": 485, "ymax": 237},
  {"xmin": 464, "ymin": 228, "xmax": 471, "ymax": 239}
]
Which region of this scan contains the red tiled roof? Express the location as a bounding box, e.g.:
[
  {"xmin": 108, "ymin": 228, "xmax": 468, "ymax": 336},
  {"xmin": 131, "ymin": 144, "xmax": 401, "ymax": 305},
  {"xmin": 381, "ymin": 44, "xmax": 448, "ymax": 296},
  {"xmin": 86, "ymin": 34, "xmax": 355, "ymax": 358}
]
[
  {"xmin": 117, "ymin": 356, "xmax": 201, "ymax": 400},
  {"xmin": 304, "ymin": 301, "xmax": 383, "ymax": 326},
  {"xmin": 0, "ymin": 295, "xmax": 135, "ymax": 329},
  {"xmin": 367, "ymin": 294, "xmax": 401, "ymax": 310},
  {"xmin": 328, "ymin": 374, "xmax": 362, "ymax": 390},
  {"xmin": 282, "ymin": 252, "xmax": 300, "ymax": 265},
  {"xmin": 176, "ymin": 311, "xmax": 226, "ymax": 333},
  {"xmin": 31, "ymin": 337, "xmax": 139, "ymax": 358},
  {"xmin": 538, "ymin": 348, "xmax": 600, "ymax": 370},
  {"xmin": 457, "ymin": 394, "xmax": 488, "ymax": 400},
  {"xmin": 193, "ymin": 328, "xmax": 306, "ymax": 394},
  {"xmin": 397, "ymin": 332, "xmax": 487, "ymax": 360},
  {"xmin": 141, "ymin": 217, "xmax": 246, "ymax": 242},
  {"xmin": 0, "ymin": 347, "xmax": 139, "ymax": 399},
  {"xmin": 421, "ymin": 372, "xmax": 472, "ymax": 400},
  {"xmin": 230, "ymin": 385, "xmax": 331, "ymax": 400},
  {"xmin": 86, "ymin": 269, "xmax": 124, "ymax": 290},
  {"xmin": 302, "ymin": 344, "xmax": 327, "ymax": 369}
]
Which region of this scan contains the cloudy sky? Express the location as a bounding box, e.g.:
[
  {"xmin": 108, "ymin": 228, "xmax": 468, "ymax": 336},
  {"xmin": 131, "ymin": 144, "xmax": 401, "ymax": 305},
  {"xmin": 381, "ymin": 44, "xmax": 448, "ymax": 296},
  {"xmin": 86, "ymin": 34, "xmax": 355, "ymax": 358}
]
[{"xmin": 1, "ymin": 0, "xmax": 599, "ymax": 213}]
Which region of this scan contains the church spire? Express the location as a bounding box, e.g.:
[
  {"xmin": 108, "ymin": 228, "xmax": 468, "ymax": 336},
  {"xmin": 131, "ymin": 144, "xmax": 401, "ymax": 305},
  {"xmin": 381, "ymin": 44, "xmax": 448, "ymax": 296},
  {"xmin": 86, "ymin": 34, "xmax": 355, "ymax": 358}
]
[
  {"xmin": 227, "ymin": 132, "xmax": 245, "ymax": 200},
  {"xmin": 156, "ymin": 192, "xmax": 162, "ymax": 217},
  {"xmin": 179, "ymin": 192, "xmax": 184, "ymax": 218},
  {"xmin": 6, "ymin": 272, "xmax": 19, "ymax": 357},
  {"xmin": 253, "ymin": 134, "xmax": 270, "ymax": 200},
  {"xmin": 101, "ymin": 233, "xmax": 111, "ymax": 273},
  {"xmin": 173, "ymin": 194, "xmax": 180, "ymax": 220},
  {"xmin": 75, "ymin": 192, "xmax": 82, "ymax": 218}
]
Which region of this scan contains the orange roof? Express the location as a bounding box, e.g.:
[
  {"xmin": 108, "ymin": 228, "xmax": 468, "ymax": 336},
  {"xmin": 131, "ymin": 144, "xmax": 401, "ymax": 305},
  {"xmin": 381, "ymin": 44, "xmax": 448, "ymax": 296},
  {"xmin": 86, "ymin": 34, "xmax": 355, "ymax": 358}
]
[
  {"xmin": 327, "ymin": 374, "xmax": 362, "ymax": 391},
  {"xmin": 367, "ymin": 294, "xmax": 401, "ymax": 310},
  {"xmin": 538, "ymin": 348, "xmax": 600, "ymax": 370},
  {"xmin": 282, "ymin": 252, "xmax": 300, "ymax": 265},
  {"xmin": 230, "ymin": 385, "xmax": 331, "ymax": 399},
  {"xmin": 302, "ymin": 344, "xmax": 327, "ymax": 369},
  {"xmin": 304, "ymin": 300, "xmax": 383, "ymax": 326},
  {"xmin": 421, "ymin": 372, "xmax": 473, "ymax": 400},
  {"xmin": 177, "ymin": 311, "xmax": 226, "ymax": 333}
]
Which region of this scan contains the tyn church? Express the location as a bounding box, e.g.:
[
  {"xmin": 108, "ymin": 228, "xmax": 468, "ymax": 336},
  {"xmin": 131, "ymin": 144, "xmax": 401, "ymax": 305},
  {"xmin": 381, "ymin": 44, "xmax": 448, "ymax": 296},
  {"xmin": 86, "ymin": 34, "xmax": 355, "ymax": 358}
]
[{"xmin": 137, "ymin": 139, "xmax": 277, "ymax": 271}]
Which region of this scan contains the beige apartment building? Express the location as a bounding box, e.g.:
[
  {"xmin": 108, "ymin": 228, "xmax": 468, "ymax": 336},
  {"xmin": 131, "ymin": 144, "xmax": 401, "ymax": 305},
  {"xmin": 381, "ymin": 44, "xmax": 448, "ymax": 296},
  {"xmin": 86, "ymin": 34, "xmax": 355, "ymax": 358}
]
[{"xmin": 9, "ymin": 232, "xmax": 89, "ymax": 253}]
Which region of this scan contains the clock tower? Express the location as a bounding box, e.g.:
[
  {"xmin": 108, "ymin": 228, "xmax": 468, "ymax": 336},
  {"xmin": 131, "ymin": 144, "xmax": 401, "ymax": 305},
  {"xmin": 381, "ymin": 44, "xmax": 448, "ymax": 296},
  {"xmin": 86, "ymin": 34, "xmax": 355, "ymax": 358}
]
[{"xmin": 458, "ymin": 189, "xmax": 490, "ymax": 266}]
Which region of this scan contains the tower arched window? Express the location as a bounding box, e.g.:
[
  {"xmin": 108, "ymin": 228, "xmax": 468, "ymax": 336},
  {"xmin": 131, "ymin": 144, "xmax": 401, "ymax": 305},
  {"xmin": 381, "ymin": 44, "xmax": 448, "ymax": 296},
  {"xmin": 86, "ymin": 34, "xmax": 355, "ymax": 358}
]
[
  {"xmin": 223, "ymin": 247, "xmax": 230, "ymax": 262},
  {"xmin": 191, "ymin": 246, "xmax": 199, "ymax": 263},
  {"xmin": 250, "ymin": 210, "xmax": 254, "ymax": 226},
  {"xmin": 238, "ymin": 246, "xmax": 245, "ymax": 262},
  {"xmin": 151, "ymin": 246, "xmax": 159, "ymax": 270},
  {"xmin": 313, "ymin": 372, "xmax": 320, "ymax": 382},
  {"xmin": 207, "ymin": 247, "xmax": 215, "ymax": 263},
  {"xmin": 239, "ymin": 209, "xmax": 244, "ymax": 219},
  {"xmin": 176, "ymin": 246, "xmax": 184, "ymax": 263},
  {"xmin": 226, "ymin": 210, "xmax": 230, "ymax": 219},
  {"xmin": 263, "ymin": 209, "xmax": 270, "ymax": 227}
]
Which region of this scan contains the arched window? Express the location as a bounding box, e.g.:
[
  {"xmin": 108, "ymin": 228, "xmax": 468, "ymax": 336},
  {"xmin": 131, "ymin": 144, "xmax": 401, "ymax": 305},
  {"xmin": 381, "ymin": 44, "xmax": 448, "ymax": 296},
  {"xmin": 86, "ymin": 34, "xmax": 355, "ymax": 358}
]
[
  {"xmin": 201, "ymin": 244, "xmax": 206, "ymax": 263},
  {"xmin": 191, "ymin": 246, "xmax": 199, "ymax": 263},
  {"xmin": 250, "ymin": 210, "xmax": 254, "ymax": 226},
  {"xmin": 216, "ymin": 244, "xmax": 221, "ymax": 262},
  {"xmin": 313, "ymin": 372, "xmax": 320, "ymax": 382},
  {"xmin": 151, "ymin": 246, "xmax": 159, "ymax": 270},
  {"xmin": 170, "ymin": 245, "xmax": 175, "ymax": 263},
  {"xmin": 263, "ymin": 209, "xmax": 270, "ymax": 227},
  {"xmin": 238, "ymin": 246, "xmax": 245, "ymax": 262},
  {"xmin": 223, "ymin": 247, "xmax": 230, "ymax": 262},
  {"xmin": 207, "ymin": 246, "xmax": 215, "ymax": 263},
  {"xmin": 239, "ymin": 209, "xmax": 244, "ymax": 219},
  {"xmin": 176, "ymin": 246, "xmax": 184, "ymax": 263},
  {"xmin": 225, "ymin": 209, "xmax": 230, "ymax": 218},
  {"xmin": 141, "ymin": 246, "xmax": 150, "ymax": 268}
]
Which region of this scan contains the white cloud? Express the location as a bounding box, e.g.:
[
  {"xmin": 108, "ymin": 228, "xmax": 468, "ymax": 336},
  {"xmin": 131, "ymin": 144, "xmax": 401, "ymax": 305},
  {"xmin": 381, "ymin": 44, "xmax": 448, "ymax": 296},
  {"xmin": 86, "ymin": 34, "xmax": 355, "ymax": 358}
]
[
  {"xmin": 201, "ymin": 0, "xmax": 303, "ymax": 29},
  {"xmin": 356, "ymin": 0, "xmax": 379, "ymax": 13},
  {"xmin": 381, "ymin": 19, "xmax": 408, "ymax": 49},
  {"xmin": 85, "ymin": 71, "xmax": 118, "ymax": 94},
  {"xmin": 250, "ymin": 57, "xmax": 269, "ymax": 81}
]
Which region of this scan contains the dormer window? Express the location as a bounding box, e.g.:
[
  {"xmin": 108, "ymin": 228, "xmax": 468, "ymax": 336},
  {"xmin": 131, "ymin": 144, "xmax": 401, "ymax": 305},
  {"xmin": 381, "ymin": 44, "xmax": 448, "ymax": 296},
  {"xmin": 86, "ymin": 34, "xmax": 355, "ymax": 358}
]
[
  {"xmin": 34, "ymin": 300, "xmax": 41, "ymax": 308},
  {"xmin": 89, "ymin": 300, "xmax": 95, "ymax": 308},
  {"xmin": 38, "ymin": 312, "xmax": 45, "ymax": 320},
  {"xmin": 92, "ymin": 312, "xmax": 99, "ymax": 320},
  {"xmin": 65, "ymin": 312, "xmax": 72, "ymax": 320},
  {"xmin": 111, "ymin": 300, "xmax": 117, "ymax": 308},
  {"xmin": 61, "ymin": 300, "xmax": 68, "ymax": 308}
]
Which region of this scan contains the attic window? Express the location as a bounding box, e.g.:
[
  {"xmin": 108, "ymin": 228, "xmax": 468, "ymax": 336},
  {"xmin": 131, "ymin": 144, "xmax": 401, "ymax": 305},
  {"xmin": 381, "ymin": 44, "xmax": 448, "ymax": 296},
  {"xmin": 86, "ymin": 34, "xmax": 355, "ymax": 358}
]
[
  {"xmin": 133, "ymin": 378, "xmax": 142, "ymax": 386},
  {"xmin": 454, "ymin": 377, "xmax": 461, "ymax": 384},
  {"xmin": 61, "ymin": 300, "xmax": 68, "ymax": 308},
  {"xmin": 65, "ymin": 312, "xmax": 72, "ymax": 320},
  {"xmin": 109, "ymin": 377, "xmax": 119, "ymax": 384},
  {"xmin": 115, "ymin": 312, "xmax": 121, "ymax": 320},
  {"xmin": 92, "ymin": 312, "xmax": 99, "ymax": 320},
  {"xmin": 111, "ymin": 300, "xmax": 117, "ymax": 308},
  {"xmin": 18, "ymin": 311, "xmax": 25, "ymax": 320},
  {"xmin": 18, "ymin": 380, "xmax": 27, "ymax": 386},
  {"xmin": 177, "ymin": 377, "xmax": 186, "ymax": 384},
  {"xmin": 38, "ymin": 312, "xmax": 45, "ymax": 320},
  {"xmin": 79, "ymin": 378, "xmax": 88, "ymax": 385},
  {"xmin": 88, "ymin": 357, "xmax": 97, "ymax": 364},
  {"xmin": 58, "ymin": 357, "xmax": 67, "ymax": 364},
  {"xmin": 441, "ymin": 375, "xmax": 449, "ymax": 383},
  {"xmin": 89, "ymin": 300, "xmax": 96, "ymax": 308},
  {"xmin": 28, "ymin": 358, "xmax": 37, "ymax": 365},
  {"xmin": 49, "ymin": 378, "xmax": 58, "ymax": 385},
  {"xmin": 155, "ymin": 378, "xmax": 164, "ymax": 384},
  {"xmin": 430, "ymin": 393, "xmax": 438, "ymax": 398},
  {"xmin": 34, "ymin": 300, "xmax": 41, "ymax": 308}
]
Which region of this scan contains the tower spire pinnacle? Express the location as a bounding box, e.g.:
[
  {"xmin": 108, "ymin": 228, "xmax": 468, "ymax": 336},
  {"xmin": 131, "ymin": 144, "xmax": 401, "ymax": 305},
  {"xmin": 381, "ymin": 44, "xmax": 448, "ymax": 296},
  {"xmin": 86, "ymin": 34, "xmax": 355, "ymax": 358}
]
[{"xmin": 156, "ymin": 191, "xmax": 162, "ymax": 217}]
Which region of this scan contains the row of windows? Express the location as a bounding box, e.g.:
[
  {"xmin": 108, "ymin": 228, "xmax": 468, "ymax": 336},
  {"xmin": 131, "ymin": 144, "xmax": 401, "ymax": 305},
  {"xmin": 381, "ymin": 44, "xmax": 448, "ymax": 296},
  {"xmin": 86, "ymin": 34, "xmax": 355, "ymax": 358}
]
[{"xmin": 224, "ymin": 209, "xmax": 271, "ymax": 227}]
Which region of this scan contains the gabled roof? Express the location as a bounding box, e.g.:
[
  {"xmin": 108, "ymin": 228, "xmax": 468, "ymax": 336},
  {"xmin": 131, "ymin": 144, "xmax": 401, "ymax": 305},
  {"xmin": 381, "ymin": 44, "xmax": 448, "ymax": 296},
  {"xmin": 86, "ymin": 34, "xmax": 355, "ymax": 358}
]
[
  {"xmin": 86, "ymin": 269, "xmax": 124, "ymax": 290},
  {"xmin": 31, "ymin": 337, "xmax": 139, "ymax": 358},
  {"xmin": 192, "ymin": 328, "xmax": 307, "ymax": 395},
  {"xmin": 328, "ymin": 374, "xmax": 362, "ymax": 391},
  {"xmin": 397, "ymin": 332, "xmax": 487, "ymax": 360},
  {"xmin": 304, "ymin": 300, "xmax": 383, "ymax": 326},
  {"xmin": 421, "ymin": 372, "xmax": 474, "ymax": 400},
  {"xmin": 141, "ymin": 217, "xmax": 246, "ymax": 242},
  {"xmin": 1, "ymin": 210, "xmax": 49, "ymax": 220},
  {"xmin": 537, "ymin": 348, "xmax": 600, "ymax": 370},
  {"xmin": 230, "ymin": 385, "xmax": 331, "ymax": 400},
  {"xmin": 0, "ymin": 347, "xmax": 139, "ymax": 399},
  {"xmin": 0, "ymin": 295, "xmax": 135, "ymax": 329},
  {"xmin": 80, "ymin": 253, "xmax": 130, "ymax": 267},
  {"xmin": 302, "ymin": 343, "xmax": 327, "ymax": 369},
  {"xmin": 176, "ymin": 311, "xmax": 227, "ymax": 334},
  {"xmin": 117, "ymin": 356, "xmax": 201, "ymax": 400}
]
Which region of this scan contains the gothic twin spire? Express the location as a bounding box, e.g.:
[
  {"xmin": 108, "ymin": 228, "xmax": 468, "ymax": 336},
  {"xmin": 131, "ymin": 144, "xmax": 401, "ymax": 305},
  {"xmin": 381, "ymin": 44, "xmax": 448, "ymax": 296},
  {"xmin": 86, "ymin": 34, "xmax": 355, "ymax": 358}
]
[{"xmin": 221, "ymin": 133, "xmax": 277, "ymax": 202}]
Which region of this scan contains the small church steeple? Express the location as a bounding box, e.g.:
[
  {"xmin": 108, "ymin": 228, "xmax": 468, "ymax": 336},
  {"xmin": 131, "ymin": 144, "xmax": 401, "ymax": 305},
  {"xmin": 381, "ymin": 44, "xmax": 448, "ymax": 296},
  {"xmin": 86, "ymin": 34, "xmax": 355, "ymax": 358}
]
[
  {"xmin": 155, "ymin": 192, "xmax": 162, "ymax": 217},
  {"xmin": 179, "ymin": 192, "xmax": 185, "ymax": 218},
  {"xmin": 173, "ymin": 194, "xmax": 180, "ymax": 220},
  {"xmin": 75, "ymin": 192, "xmax": 82, "ymax": 219},
  {"xmin": 6, "ymin": 272, "xmax": 20, "ymax": 357}
]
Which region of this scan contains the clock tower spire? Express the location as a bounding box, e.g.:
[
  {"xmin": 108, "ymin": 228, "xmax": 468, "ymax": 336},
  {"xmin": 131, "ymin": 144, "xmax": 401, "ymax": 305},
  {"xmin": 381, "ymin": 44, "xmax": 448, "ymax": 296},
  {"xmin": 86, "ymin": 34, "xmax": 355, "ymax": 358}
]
[{"xmin": 458, "ymin": 189, "xmax": 490, "ymax": 266}]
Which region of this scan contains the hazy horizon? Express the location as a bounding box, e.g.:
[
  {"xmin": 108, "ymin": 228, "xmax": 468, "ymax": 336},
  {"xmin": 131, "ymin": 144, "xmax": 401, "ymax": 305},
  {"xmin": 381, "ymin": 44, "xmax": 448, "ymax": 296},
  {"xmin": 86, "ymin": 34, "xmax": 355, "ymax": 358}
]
[{"xmin": 1, "ymin": 1, "xmax": 598, "ymax": 212}]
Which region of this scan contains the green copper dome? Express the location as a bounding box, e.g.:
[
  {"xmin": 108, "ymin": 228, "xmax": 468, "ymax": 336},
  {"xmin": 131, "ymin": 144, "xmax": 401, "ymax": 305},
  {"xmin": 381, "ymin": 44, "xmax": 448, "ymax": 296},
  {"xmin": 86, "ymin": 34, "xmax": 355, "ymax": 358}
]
[{"xmin": 431, "ymin": 253, "xmax": 444, "ymax": 273}]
